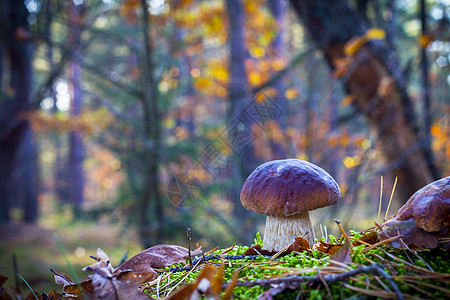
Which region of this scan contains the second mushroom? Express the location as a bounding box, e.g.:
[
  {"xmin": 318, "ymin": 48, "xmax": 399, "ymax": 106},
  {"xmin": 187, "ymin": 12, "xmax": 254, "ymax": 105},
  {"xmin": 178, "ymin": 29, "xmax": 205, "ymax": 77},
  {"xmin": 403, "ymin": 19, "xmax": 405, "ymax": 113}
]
[{"xmin": 240, "ymin": 159, "xmax": 340, "ymax": 251}]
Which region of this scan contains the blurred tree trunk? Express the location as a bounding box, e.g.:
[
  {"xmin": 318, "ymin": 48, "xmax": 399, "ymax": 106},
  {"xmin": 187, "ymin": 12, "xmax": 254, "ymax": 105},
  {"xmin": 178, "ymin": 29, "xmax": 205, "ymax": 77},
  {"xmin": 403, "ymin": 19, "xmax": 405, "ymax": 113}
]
[
  {"xmin": 67, "ymin": 1, "xmax": 85, "ymax": 213},
  {"xmin": 420, "ymin": 0, "xmax": 434, "ymax": 169},
  {"xmin": 290, "ymin": 0, "xmax": 440, "ymax": 201},
  {"xmin": 139, "ymin": 0, "xmax": 164, "ymax": 246},
  {"xmin": 17, "ymin": 128, "xmax": 39, "ymax": 223},
  {"xmin": 267, "ymin": 0, "xmax": 288, "ymax": 159},
  {"xmin": 0, "ymin": 0, "xmax": 36, "ymax": 223},
  {"xmin": 225, "ymin": 0, "xmax": 259, "ymax": 229},
  {"xmin": 43, "ymin": 0, "xmax": 68, "ymax": 202}
]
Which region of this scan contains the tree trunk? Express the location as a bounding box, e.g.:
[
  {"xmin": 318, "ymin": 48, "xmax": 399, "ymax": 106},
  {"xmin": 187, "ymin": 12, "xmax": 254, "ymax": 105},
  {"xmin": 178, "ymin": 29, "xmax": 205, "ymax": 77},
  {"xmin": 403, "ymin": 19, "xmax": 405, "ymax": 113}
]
[
  {"xmin": 267, "ymin": 0, "xmax": 288, "ymax": 159},
  {"xmin": 67, "ymin": 1, "xmax": 85, "ymax": 213},
  {"xmin": 225, "ymin": 0, "xmax": 259, "ymax": 228},
  {"xmin": 139, "ymin": 0, "xmax": 164, "ymax": 247},
  {"xmin": 290, "ymin": 0, "xmax": 440, "ymax": 201},
  {"xmin": 0, "ymin": 0, "xmax": 35, "ymax": 223},
  {"xmin": 420, "ymin": 0, "xmax": 435, "ymax": 175}
]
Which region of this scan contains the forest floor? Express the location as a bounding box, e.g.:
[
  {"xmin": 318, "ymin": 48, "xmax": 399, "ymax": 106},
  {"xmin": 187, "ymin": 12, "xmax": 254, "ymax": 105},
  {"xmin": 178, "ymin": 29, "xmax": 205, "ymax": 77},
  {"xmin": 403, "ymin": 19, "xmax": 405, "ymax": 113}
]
[{"xmin": 0, "ymin": 217, "xmax": 143, "ymax": 293}]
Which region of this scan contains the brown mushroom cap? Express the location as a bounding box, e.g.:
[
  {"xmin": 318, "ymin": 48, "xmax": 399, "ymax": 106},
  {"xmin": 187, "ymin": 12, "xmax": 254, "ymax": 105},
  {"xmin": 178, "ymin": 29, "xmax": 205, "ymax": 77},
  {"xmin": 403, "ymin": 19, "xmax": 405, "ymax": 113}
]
[{"xmin": 240, "ymin": 159, "xmax": 340, "ymax": 216}]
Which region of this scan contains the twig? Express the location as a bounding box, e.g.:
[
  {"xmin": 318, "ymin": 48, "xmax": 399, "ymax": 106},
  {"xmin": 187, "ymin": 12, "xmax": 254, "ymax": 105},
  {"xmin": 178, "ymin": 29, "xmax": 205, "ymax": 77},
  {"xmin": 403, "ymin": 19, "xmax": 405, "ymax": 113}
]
[
  {"xmin": 317, "ymin": 267, "xmax": 332, "ymax": 300},
  {"xmin": 225, "ymin": 263, "xmax": 404, "ymax": 300},
  {"xmin": 170, "ymin": 255, "xmax": 268, "ymax": 273},
  {"xmin": 187, "ymin": 228, "xmax": 192, "ymax": 269}
]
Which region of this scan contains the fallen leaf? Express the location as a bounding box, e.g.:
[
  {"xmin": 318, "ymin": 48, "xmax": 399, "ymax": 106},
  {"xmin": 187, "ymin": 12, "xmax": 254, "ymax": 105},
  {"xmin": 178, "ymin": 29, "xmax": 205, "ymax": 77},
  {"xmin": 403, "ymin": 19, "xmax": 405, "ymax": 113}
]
[
  {"xmin": 45, "ymin": 289, "xmax": 63, "ymax": 300},
  {"xmin": 352, "ymin": 231, "xmax": 378, "ymax": 246},
  {"xmin": 166, "ymin": 265, "xmax": 218, "ymax": 300},
  {"xmin": 378, "ymin": 176, "xmax": 450, "ymax": 249},
  {"xmin": 314, "ymin": 240, "xmax": 342, "ymax": 255},
  {"xmin": 82, "ymin": 248, "xmax": 115, "ymax": 275},
  {"xmin": 330, "ymin": 237, "xmax": 352, "ymax": 265},
  {"xmin": 288, "ymin": 236, "xmax": 311, "ymax": 253},
  {"xmin": 244, "ymin": 244, "xmax": 275, "ymax": 256},
  {"xmin": 0, "ymin": 275, "xmax": 12, "ymax": 300},
  {"xmin": 117, "ymin": 244, "xmax": 202, "ymax": 272},
  {"xmin": 24, "ymin": 290, "xmax": 43, "ymax": 300},
  {"xmin": 89, "ymin": 270, "xmax": 153, "ymax": 300}
]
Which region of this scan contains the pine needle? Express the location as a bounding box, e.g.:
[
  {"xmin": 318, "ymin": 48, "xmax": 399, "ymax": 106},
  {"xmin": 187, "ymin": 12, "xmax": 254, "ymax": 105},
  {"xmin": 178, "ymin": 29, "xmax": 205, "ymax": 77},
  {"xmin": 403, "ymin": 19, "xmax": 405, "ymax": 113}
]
[
  {"xmin": 378, "ymin": 176, "xmax": 383, "ymax": 221},
  {"xmin": 384, "ymin": 176, "xmax": 398, "ymax": 220}
]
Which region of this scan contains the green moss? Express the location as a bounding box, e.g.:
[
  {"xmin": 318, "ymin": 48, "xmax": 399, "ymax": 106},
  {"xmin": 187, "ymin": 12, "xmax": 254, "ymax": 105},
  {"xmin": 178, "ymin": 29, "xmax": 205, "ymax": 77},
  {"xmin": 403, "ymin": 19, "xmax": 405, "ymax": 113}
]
[{"xmin": 145, "ymin": 233, "xmax": 450, "ymax": 299}]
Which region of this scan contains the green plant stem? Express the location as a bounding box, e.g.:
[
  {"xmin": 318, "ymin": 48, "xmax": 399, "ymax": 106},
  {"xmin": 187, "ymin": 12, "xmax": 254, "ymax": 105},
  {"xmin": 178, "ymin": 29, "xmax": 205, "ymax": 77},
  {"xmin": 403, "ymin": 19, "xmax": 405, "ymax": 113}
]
[{"xmin": 15, "ymin": 273, "xmax": 39, "ymax": 300}]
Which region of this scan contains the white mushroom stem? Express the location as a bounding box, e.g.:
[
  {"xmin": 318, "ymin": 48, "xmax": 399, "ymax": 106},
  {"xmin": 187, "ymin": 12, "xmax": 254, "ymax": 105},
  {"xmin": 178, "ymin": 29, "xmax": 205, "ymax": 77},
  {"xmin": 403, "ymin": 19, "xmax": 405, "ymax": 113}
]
[{"xmin": 263, "ymin": 211, "xmax": 315, "ymax": 252}]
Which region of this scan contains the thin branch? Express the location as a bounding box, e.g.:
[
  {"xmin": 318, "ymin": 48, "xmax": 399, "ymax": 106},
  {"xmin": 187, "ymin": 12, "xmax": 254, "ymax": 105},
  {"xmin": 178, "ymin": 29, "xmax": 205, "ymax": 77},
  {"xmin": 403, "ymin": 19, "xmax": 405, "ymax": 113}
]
[
  {"xmin": 225, "ymin": 263, "xmax": 404, "ymax": 300},
  {"xmin": 170, "ymin": 254, "xmax": 268, "ymax": 273}
]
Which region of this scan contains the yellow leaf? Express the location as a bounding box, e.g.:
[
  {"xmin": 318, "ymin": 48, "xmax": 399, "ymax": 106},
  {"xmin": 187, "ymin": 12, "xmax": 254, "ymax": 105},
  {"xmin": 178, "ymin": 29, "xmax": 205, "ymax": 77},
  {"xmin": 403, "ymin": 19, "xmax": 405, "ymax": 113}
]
[
  {"xmin": 418, "ymin": 34, "xmax": 434, "ymax": 49},
  {"xmin": 250, "ymin": 47, "xmax": 265, "ymax": 58},
  {"xmin": 272, "ymin": 59, "xmax": 285, "ymax": 71},
  {"xmin": 431, "ymin": 124, "xmax": 441, "ymax": 137},
  {"xmin": 341, "ymin": 95, "xmax": 355, "ymax": 107},
  {"xmin": 248, "ymin": 71, "xmax": 262, "ymax": 86},
  {"xmin": 344, "ymin": 36, "xmax": 367, "ymax": 56},
  {"xmin": 194, "ymin": 77, "xmax": 212, "ymax": 91},
  {"xmin": 365, "ymin": 28, "xmax": 386, "ymax": 40},
  {"xmin": 296, "ymin": 153, "xmax": 308, "ymax": 161},
  {"xmin": 285, "ymin": 88, "xmax": 299, "ymax": 100},
  {"xmin": 211, "ymin": 65, "xmax": 228, "ymax": 82},
  {"xmin": 343, "ymin": 156, "xmax": 360, "ymax": 168}
]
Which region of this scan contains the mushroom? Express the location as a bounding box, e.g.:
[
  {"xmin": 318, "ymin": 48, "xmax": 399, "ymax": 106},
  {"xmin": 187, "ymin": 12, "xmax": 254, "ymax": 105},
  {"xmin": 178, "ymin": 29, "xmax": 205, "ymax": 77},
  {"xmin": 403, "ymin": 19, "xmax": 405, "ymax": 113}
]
[{"xmin": 240, "ymin": 159, "xmax": 340, "ymax": 251}]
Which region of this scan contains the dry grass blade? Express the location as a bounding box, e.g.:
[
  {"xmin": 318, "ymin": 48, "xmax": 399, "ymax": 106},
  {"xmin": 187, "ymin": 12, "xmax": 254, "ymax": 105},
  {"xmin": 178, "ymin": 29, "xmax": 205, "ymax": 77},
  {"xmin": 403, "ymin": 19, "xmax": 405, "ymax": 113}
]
[
  {"xmin": 204, "ymin": 246, "xmax": 219, "ymax": 256},
  {"xmin": 343, "ymin": 283, "xmax": 395, "ymax": 298},
  {"xmin": 384, "ymin": 176, "xmax": 398, "ymax": 220},
  {"xmin": 349, "ymin": 276, "xmax": 389, "ymax": 292},
  {"xmin": 373, "ymin": 275, "xmax": 392, "ymax": 293},
  {"xmin": 223, "ymin": 270, "xmax": 239, "ymax": 300},
  {"xmin": 317, "ymin": 267, "xmax": 332, "ymax": 300},
  {"xmin": 219, "ymin": 244, "xmax": 235, "ymax": 255},
  {"xmin": 381, "ymin": 250, "xmax": 440, "ymax": 275},
  {"xmin": 402, "ymin": 281, "xmax": 434, "ymax": 299},
  {"xmin": 269, "ymin": 243, "xmax": 291, "ymax": 261},
  {"xmin": 401, "ymin": 278, "xmax": 450, "ymax": 295},
  {"xmin": 362, "ymin": 235, "xmax": 401, "ymax": 252},
  {"xmin": 378, "ymin": 175, "xmax": 383, "ymax": 221},
  {"xmin": 350, "ymin": 236, "xmax": 371, "ymax": 246},
  {"xmin": 166, "ymin": 259, "xmax": 204, "ymax": 296}
]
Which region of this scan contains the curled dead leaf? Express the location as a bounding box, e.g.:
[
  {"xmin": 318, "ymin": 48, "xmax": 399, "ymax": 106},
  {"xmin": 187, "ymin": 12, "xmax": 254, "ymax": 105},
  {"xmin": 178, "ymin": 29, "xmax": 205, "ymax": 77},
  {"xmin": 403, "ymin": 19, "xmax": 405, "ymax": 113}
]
[{"xmin": 117, "ymin": 244, "xmax": 202, "ymax": 272}]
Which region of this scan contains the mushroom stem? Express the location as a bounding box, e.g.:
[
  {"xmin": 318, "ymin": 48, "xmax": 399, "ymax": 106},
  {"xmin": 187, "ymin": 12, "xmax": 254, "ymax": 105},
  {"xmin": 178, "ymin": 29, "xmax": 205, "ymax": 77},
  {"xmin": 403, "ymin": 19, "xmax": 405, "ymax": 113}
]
[{"xmin": 263, "ymin": 211, "xmax": 315, "ymax": 251}]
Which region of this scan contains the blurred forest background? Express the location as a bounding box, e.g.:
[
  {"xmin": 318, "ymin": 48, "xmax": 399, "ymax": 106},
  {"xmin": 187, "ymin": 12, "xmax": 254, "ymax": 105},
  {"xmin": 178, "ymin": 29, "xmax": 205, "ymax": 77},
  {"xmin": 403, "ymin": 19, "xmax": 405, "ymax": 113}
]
[{"xmin": 0, "ymin": 0, "xmax": 449, "ymax": 291}]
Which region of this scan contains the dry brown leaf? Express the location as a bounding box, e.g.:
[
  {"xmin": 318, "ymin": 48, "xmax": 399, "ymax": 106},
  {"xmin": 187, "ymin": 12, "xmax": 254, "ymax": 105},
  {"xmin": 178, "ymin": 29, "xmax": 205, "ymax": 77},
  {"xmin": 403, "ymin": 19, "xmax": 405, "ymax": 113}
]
[
  {"xmin": 46, "ymin": 289, "xmax": 63, "ymax": 300},
  {"xmin": 244, "ymin": 244, "xmax": 275, "ymax": 256},
  {"xmin": 314, "ymin": 240, "xmax": 342, "ymax": 255},
  {"xmin": 24, "ymin": 290, "xmax": 43, "ymax": 300},
  {"xmin": 117, "ymin": 245, "xmax": 202, "ymax": 272},
  {"xmin": 330, "ymin": 237, "xmax": 352, "ymax": 265},
  {"xmin": 89, "ymin": 270, "xmax": 153, "ymax": 300},
  {"xmin": 288, "ymin": 236, "xmax": 311, "ymax": 253},
  {"xmin": 354, "ymin": 231, "xmax": 378, "ymax": 245},
  {"xmin": 166, "ymin": 265, "xmax": 218, "ymax": 300},
  {"xmin": 378, "ymin": 176, "xmax": 450, "ymax": 249}
]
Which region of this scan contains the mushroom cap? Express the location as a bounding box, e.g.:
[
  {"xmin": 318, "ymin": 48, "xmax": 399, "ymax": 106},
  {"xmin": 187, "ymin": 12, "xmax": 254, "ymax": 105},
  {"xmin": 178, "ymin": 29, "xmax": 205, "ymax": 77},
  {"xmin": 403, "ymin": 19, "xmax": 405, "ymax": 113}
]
[{"xmin": 240, "ymin": 159, "xmax": 340, "ymax": 216}]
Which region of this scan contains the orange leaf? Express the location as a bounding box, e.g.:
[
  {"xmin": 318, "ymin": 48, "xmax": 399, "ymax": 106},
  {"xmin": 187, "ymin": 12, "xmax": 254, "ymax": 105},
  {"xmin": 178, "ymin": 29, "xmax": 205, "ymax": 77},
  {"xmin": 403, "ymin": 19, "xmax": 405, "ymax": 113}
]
[{"xmin": 344, "ymin": 36, "xmax": 367, "ymax": 56}]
